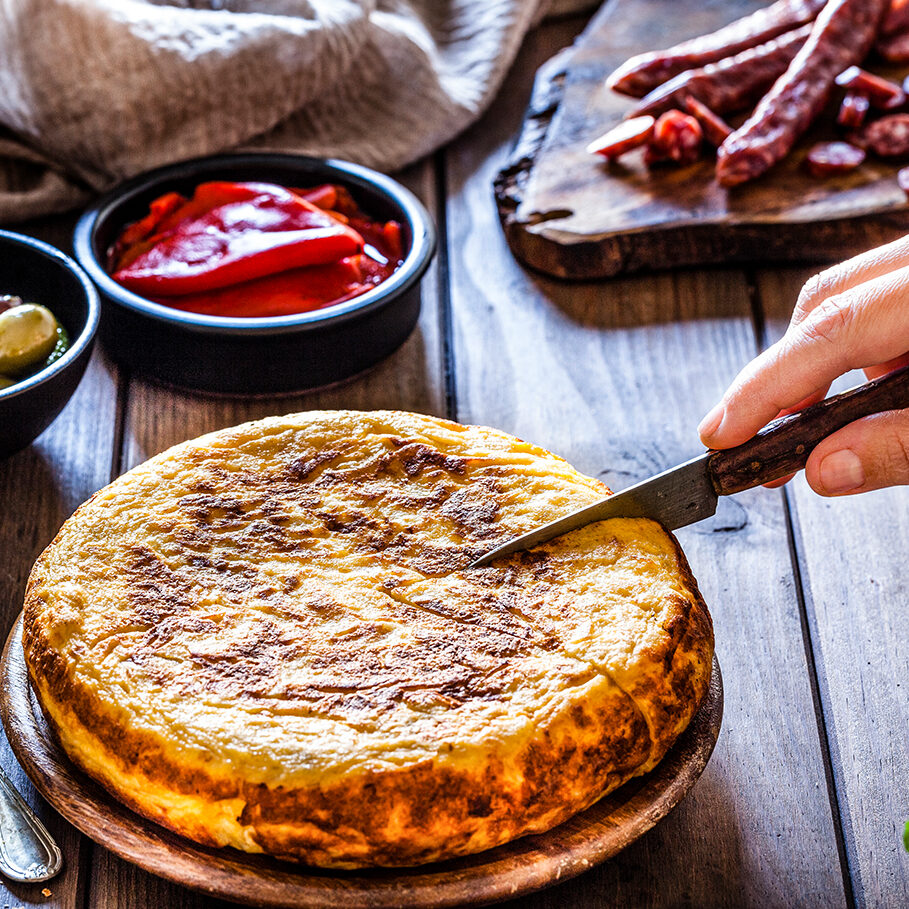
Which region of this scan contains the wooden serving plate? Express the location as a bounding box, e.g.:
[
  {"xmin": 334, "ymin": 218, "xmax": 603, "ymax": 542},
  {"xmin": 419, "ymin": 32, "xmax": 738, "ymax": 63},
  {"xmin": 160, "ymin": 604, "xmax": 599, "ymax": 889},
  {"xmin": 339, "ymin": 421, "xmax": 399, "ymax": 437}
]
[
  {"xmin": 1, "ymin": 615, "xmax": 722, "ymax": 908},
  {"xmin": 496, "ymin": 0, "xmax": 909, "ymax": 278}
]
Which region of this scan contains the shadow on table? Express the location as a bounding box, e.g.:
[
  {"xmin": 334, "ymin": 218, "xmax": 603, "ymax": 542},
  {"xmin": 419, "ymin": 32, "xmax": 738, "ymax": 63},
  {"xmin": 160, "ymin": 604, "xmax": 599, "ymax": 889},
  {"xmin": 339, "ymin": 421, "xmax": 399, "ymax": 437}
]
[
  {"xmin": 497, "ymin": 762, "xmax": 747, "ymax": 908},
  {"xmin": 0, "ymin": 446, "xmax": 67, "ymax": 632},
  {"xmin": 526, "ymin": 263, "xmax": 769, "ymax": 331},
  {"xmin": 119, "ymin": 322, "xmax": 443, "ymax": 465}
]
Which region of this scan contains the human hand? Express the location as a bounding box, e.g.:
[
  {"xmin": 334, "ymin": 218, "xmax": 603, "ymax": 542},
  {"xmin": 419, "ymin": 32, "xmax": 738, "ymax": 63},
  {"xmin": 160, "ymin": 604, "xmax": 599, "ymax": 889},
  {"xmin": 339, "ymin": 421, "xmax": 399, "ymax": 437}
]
[{"xmin": 698, "ymin": 235, "xmax": 909, "ymax": 496}]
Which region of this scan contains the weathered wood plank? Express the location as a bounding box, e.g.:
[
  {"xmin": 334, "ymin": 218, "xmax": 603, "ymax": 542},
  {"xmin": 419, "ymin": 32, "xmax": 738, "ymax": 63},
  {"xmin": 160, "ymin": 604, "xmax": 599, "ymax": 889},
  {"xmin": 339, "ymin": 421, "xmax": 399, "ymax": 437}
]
[
  {"xmin": 86, "ymin": 161, "xmax": 444, "ymax": 907},
  {"xmin": 755, "ymin": 259, "xmax": 909, "ymax": 909},
  {"xmin": 445, "ymin": 17, "xmax": 848, "ymax": 908},
  {"xmin": 0, "ymin": 351, "xmax": 119, "ymax": 909}
]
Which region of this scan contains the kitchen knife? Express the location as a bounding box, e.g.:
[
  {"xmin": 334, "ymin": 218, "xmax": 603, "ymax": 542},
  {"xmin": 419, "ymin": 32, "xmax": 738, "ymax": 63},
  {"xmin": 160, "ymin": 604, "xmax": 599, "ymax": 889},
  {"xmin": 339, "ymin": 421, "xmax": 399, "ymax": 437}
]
[{"xmin": 470, "ymin": 363, "xmax": 909, "ymax": 567}]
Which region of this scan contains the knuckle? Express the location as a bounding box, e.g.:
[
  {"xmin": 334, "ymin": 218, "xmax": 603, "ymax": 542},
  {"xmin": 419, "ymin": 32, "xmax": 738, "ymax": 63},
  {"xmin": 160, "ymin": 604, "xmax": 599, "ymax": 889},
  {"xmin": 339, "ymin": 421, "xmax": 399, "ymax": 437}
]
[
  {"xmin": 799, "ymin": 295, "xmax": 855, "ymax": 352},
  {"xmin": 795, "ymin": 268, "xmax": 837, "ymax": 319}
]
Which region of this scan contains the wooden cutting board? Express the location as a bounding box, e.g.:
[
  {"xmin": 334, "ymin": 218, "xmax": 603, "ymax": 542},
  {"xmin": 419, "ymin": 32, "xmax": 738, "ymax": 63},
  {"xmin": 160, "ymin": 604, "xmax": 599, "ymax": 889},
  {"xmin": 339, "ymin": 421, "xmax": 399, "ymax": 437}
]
[{"xmin": 496, "ymin": 0, "xmax": 909, "ymax": 278}]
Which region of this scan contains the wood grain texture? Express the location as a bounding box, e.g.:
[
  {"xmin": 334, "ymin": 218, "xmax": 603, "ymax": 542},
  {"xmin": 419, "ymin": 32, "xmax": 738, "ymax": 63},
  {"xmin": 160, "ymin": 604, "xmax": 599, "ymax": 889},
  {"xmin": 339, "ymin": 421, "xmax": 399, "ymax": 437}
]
[
  {"xmin": 754, "ymin": 261, "xmax": 909, "ymax": 909},
  {"xmin": 495, "ymin": 0, "xmax": 909, "ymax": 279},
  {"xmin": 445, "ymin": 17, "xmax": 848, "ymax": 907},
  {"xmin": 2, "ymin": 10, "xmax": 905, "ymax": 908},
  {"xmin": 0, "ymin": 341, "xmax": 119, "ymax": 909},
  {"xmin": 0, "ymin": 616, "xmax": 722, "ymax": 909}
]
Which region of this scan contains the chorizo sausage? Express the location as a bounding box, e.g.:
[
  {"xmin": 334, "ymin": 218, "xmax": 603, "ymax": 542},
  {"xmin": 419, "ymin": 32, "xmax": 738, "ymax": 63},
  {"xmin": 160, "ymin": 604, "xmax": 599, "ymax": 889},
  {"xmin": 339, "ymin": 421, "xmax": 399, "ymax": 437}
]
[
  {"xmin": 805, "ymin": 141, "xmax": 866, "ymax": 177},
  {"xmin": 863, "ymin": 114, "xmax": 909, "ymax": 157},
  {"xmin": 834, "ymin": 67, "xmax": 906, "ymax": 108},
  {"xmin": 682, "ymin": 96, "xmax": 733, "ymax": 146},
  {"xmin": 876, "ymin": 29, "xmax": 909, "ymax": 62},
  {"xmin": 837, "ymin": 92, "xmax": 871, "ymax": 129},
  {"xmin": 631, "ymin": 26, "xmax": 810, "ymax": 119},
  {"xmin": 606, "ymin": 0, "xmax": 826, "ymax": 97},
  {"xmin": 881, "ymin": 0, "xmax": 909, "ymax": 36},
  {"xmin": 586, "ymin": 116, "xmax": 656, "ymax": 159},
  {"xmin": 649, "ymin": 111, "xmax": 704, "ymax": 166},
  {"xmin": 716, "ymin": 0, "xmax": 888, "ymax": 187}
]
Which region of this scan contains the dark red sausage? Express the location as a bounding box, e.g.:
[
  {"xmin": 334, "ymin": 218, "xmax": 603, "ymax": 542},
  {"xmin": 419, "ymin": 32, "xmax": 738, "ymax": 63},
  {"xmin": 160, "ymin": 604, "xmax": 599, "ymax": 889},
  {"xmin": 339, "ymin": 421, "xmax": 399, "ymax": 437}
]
[
  {"xmin": 716, "ymin": 0, "xmax": 888, "ymax": 187},
  {"xmin": 837, "ymin": 92, "xmax": 871, "ymax": 129},
  {"xmin": 876, "ymin": 29, "xmax": 909, "ymax": 62},
  {"xmin": 649, "ymin": 111, "xmax": 703, "ymax": 166},
  {"xmin": 805, "ymin": 141, "xmax": 866, "ymax": 176},
  {"xmin": 632, "ymin": 26, "xmax": 810, "ymax": 119},
  {"xmin": 881, "ymin": 0, "xmax": 909, "ymax": 36},
  {"xmin": 863, "ymin": 114, "xmax": 909, "ymax": 157},
  {"xmin": 586, "ymin": 116, "xmax": 656, "ymax": 159},
  {"xmin": 835, "ymin": 67, "xmax": 906, "ymax": 108},
  {"xmin": 606, "ymin": 0, "xmax": 827, "ymax": 98},
  {"xmin": 683, "ymin": 96, "xmax": 733, "ymax": 146}
]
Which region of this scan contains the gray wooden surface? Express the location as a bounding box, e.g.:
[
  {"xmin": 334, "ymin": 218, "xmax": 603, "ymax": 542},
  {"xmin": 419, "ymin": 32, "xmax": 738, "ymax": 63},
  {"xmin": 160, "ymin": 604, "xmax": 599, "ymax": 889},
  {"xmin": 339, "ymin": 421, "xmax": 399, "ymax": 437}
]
[{"xmin": 0, "ymin": 12, "xmax": 906, "ymax": 909}]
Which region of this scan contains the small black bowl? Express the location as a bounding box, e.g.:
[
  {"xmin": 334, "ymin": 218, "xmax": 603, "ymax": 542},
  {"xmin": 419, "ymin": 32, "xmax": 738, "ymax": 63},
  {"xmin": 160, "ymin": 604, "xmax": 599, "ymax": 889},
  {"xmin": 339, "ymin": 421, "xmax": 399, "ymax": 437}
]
[
  {"xmin": 0, "ymin": 231, "xmax": 100, "ymax": 458},
  {"xmin": 73, "ymin": 153, "xmax": 436, "ymax": 394}
]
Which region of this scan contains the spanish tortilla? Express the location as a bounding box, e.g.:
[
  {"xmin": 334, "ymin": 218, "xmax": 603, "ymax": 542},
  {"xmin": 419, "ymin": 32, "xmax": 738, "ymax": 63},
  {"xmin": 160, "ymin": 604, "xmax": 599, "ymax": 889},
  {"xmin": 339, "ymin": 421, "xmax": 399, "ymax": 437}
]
[{"xmin": 23, "ymin": 410, "xmax": 713, "ymax": 868}]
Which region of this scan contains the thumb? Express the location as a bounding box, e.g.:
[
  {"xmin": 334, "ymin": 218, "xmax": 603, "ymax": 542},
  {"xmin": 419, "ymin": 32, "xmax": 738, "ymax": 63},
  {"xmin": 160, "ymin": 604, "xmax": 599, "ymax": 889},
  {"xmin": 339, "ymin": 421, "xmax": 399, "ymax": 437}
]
[{"xmin": 805, "ymin": 410, "xmax": 909, "ymax": 496}]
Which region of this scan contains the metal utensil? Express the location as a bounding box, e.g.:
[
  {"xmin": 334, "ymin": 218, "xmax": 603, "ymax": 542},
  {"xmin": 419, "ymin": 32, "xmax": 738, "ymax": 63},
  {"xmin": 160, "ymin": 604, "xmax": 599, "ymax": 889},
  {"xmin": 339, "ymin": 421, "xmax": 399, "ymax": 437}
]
[
  {"xmin": 472, "ymin": 364, "xmax": 909, "ymax": 567},
  {"xmin": 0, "ymin": 761, "xmax": 62, "ymax": 882}
]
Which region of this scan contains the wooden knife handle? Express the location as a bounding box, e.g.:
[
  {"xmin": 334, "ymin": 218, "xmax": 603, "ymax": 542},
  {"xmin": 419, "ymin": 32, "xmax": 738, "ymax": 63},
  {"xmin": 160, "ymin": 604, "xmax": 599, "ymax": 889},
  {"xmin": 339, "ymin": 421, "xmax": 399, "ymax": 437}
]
[{"xmin": 707, "ymin": 363, "xmax": 909, "ymax": 495}]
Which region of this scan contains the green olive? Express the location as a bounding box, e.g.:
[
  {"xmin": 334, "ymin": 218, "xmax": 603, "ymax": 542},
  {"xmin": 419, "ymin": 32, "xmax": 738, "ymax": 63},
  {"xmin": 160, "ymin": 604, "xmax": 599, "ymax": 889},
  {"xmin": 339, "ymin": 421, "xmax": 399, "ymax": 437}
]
[{"xmin": 0, "ymin": 304, "xmax": 60, "ymax": 375}]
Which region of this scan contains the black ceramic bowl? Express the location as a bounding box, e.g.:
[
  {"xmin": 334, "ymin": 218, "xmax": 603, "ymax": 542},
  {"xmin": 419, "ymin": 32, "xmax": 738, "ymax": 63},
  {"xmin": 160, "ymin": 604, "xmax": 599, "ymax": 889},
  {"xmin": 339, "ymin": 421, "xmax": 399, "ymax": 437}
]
[
  {"xmin": 73, "ymin": 154, "xmax": 436, "ymax": 394},
  {"xmin": 0, "ymin": 231, "xmax": 100, "ymax": 457}
]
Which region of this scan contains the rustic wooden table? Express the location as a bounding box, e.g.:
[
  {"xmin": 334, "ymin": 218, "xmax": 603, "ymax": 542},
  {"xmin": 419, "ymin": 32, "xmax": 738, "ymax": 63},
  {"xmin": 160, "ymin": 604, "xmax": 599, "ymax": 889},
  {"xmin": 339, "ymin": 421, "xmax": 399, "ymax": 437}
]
[{"xmin": 1, "ymin": 13, "xmax": 907, "ymax": 909}]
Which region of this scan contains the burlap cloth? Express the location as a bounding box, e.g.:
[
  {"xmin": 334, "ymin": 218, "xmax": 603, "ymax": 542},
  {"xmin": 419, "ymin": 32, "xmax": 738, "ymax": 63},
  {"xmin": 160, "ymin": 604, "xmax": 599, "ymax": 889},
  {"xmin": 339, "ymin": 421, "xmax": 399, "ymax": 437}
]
[{"xmin": 0, "ymin": 0, "xmax": 592, "ymax": 222}]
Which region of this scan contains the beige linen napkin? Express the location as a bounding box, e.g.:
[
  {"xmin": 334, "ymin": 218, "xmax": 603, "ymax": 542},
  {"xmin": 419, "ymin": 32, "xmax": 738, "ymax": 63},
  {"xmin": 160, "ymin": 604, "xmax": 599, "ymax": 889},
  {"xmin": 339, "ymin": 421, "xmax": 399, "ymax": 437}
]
[{"xmin": 0, "ymin": 0, "xmax": 591, "ymax": 221}]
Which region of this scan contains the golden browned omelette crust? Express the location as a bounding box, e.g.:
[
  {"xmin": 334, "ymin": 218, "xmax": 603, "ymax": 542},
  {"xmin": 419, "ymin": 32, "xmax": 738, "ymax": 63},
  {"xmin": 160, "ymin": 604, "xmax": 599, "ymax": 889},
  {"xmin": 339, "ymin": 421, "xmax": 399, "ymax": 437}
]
[{"xmin": 23, "ymin": 410, "xmax": 713, "ymax": 868}]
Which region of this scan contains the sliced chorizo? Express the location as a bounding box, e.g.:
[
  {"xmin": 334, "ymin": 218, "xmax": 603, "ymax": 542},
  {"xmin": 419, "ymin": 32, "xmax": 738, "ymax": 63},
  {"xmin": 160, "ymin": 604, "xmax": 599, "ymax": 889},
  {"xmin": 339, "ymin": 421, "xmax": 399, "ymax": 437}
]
[
  {"xmin": 834, "ymin": 67, "xmax": 906, "ymax": 108},
  {"xmin": 837, "ymin": 92, "xmax": 871, "ymax": 129},
  {"xmin": 881, "ymin": 0, "xmax": 909, "ymax": 36},
  {"xmin": 650, "ymin": 111, "xmax": 704, "ymax": 166},
  {"xmin": 863, "ymin": 114, "xmax": 909, "ymax": 157},
  {"xmin": 876, "ymin": 29, "xmax": 909, "ymax": 62},
  {"xmin": 586, "ymin": 116, "xmax": 656, "ymax": 159},
  {"xmin": 805, "ymin": 141, "xmax": 866, "ymax": 177},
  {"xmin": 682, "ymin": 96, "xmax": 733, "ymax": 146}
]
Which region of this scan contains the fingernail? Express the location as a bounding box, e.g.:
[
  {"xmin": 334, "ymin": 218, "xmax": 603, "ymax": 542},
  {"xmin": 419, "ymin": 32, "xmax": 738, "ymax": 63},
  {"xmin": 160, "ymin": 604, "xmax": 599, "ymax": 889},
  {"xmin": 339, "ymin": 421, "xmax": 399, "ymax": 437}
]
[
  {"xmin": 818, "ymin": 449, "xmax": 864, "ymax": 494},
  {"xmin": 698, "ymin": 403, "xmax": 724, "ymax": 440}
]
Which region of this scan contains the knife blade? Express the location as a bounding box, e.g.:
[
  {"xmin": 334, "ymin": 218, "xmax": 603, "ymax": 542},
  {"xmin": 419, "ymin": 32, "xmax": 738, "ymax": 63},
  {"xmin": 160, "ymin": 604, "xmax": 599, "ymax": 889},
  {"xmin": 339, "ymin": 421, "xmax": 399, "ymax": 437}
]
[{"xmin": 470, "ymin": 363, "xmax": 909, "ymax": 568}]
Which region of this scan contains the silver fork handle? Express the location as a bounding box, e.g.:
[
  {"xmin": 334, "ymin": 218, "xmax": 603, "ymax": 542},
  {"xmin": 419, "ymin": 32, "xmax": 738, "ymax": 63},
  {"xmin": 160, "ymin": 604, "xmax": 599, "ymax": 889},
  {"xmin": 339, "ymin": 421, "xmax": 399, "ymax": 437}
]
[{"xmin": 0, "ymin": 762, "xmax": 62, "ymax": 882}]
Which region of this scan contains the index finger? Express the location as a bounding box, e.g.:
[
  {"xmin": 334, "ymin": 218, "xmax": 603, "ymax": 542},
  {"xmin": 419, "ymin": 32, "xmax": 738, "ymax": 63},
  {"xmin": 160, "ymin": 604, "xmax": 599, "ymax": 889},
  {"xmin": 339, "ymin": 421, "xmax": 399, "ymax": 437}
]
[
  {"xmin": 793, "ymin": 234, "xmax": 909, "ymax": 327},
  {"xmin": 700, "ymin": 264, "xmax": 909, "ymax": 449}
]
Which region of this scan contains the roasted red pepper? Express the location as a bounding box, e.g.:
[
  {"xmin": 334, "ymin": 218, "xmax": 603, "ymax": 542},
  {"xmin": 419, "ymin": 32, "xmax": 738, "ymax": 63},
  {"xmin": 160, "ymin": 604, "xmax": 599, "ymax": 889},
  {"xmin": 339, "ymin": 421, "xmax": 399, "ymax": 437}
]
[
  {"xmin": 112, "ymin": 182, "xmax": 365, "ymax": 297},
  {"xmin": 109, "ymin": 181, "xmax": 404, "ymax": 318},
  {"xmin": 158, "ymin": 257, "xmax": 386, "ymax": 318}
]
